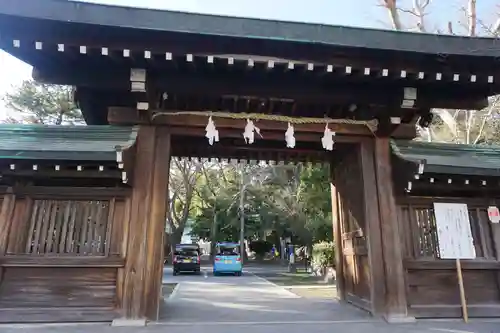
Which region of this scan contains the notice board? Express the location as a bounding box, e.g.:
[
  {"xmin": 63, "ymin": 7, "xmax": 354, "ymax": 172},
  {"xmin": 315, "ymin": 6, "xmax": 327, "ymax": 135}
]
[{"xmin": 433, "ymin": 203, "xmax": 476, "ymax": 260}]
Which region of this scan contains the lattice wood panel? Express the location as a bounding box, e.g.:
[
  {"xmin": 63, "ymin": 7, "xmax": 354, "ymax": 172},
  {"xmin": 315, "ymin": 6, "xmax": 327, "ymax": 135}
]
[
  {"xmin": 399, "ymin": 203, "xmax": 495, "ymax": 259},
  {"xmin": 24, "ymin": 200, "xmax": 110, "ymax": 255}
]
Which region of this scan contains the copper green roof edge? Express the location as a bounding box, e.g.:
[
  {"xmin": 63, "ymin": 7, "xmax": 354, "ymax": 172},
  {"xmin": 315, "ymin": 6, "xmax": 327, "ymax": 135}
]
[
  {"xmin": 390, "ymin": 140, "xmax": 426, "ymax": 164},
  {"xmin": 392, "ymin": 139, "xmax": 500, "ymax": 154},
  {"xmin": 391, "ymin": 139, "xmax": 500, "ymax": 175},
  {"xmin": 0, "ymin": 150, "xmax": 117, "ymax": 161},
  {"xmin": 119, "ymin": 126, "xmax": 139, "ymax": 150},
  {"xmin": 0, "ymin": 124, "xmax": 138, "ymax": 160},
  {"xmin": 391, "ymin": 140, "xmax": 500, "ymax": 159}
]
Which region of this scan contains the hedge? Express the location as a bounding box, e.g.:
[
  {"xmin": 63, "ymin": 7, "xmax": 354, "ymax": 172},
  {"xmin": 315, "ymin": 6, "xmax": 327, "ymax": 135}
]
[{"xmin": 312, "ymin": 241, "xmax": 335, "ymax": 268}]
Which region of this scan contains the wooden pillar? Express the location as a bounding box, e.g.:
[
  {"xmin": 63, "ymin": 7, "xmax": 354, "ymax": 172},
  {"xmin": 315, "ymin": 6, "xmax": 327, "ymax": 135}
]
[
  {"xmin": 373, "ymin": 137, "xmax": 413, "ymax": 322},
  {"xmin": 330, "ymin": 168, "xmax": 345, "ymax": 301},
  {"xmin": 359, "ymin": 140, "xmax": 386, "ymax": 315},
  {"xmin": 120, "ymin": 126, "xmax": 171, "ymax": 323}
]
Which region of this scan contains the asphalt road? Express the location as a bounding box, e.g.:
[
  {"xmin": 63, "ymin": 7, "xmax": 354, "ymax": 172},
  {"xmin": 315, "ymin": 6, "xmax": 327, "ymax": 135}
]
[{"xmin": 2, "ymin": 265, "xmax": 499, "ymax": 333}]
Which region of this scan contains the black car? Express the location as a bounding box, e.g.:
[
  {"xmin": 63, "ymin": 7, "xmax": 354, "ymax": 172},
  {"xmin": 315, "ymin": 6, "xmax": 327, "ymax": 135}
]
[{"xmin": 172, "ymin": 244, "xmax": 201, "ymax": 275}]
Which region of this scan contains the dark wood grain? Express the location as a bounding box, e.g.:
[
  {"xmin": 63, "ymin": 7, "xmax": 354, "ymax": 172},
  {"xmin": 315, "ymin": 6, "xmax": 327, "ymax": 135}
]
[
  {"xmin": 0, "ymin": 194, "xmax": 14, "ymax": 285},
  {"xmin": 0, "ymin": 256, "xmax": 124, "ymax": 267},
  {"xmin": 144, "ymin": 129, "xmax": 171, "ymax": 320},
  {"xmin": 334, "ymin": 146, "xmax": 372, "ymax": 310},
  {"xmin": 0, "ymin": 267, "xmax": 117, "ymax": 308},
  {"xmin": 0, "ymin": 194, "xmax": 15, "ymax": 256},
  {"xmin": 19, "ymin": 200, "xmax": 110, "ymax": 256},
  {"xmin": 330, "ymin": 181, "xmax": 345, "ymax": 301},
  {"xmin": 374, "ymin": 137, "xmax": 408, "ymax": 319},
  {"xmin": 359, "ymin": 139, "xmax": 386, "ymax": 315},
  {"xmin": 0, "ymin": 307, "xmax": 118, "ymax": 323},
  {"xmin": 122, "ymin": 126, "xmax": 171, "ymax": 320},
  {"xmin": 13, "ymin": 186, "xmax": 130, "ymax": 199},
  {"xmin": 406, "ymin": 268, "xmax": 500, "ymax": 317},
  {"xmin": 409, "ymin": 304, "xmax": 500, "ymax": 318},
  {"xmin": 404, "ymin": 259, "xmax": 500, "ymax": 270}
]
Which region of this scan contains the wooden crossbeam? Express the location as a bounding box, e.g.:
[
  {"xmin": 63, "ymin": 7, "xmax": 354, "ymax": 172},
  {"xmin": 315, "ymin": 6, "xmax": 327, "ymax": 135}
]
[
  {"xmin": 0, "ymin": 169, "xmax": 121, "ymax": 179},
  {"xmin": 108, "ymin": 107, "xmax": 417, "ymax": 139},
  {"xmin": 37, "ymin": 65, "xmax": 490, "ymax": 110},
  {"xmin": 159, "ymin": 114, "xmax": 373, "ymax": 135}
]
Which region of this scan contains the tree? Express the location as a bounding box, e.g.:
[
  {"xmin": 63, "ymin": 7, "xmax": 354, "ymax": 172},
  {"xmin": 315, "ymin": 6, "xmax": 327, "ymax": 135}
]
[
  {"xmin": 191, "ymin": 163, "xmax": 273, "ymax": 251},
  {"xmin": 190, "ymin": 163, "xmax": 333, "ymax": 256},
  {"xmin": 381, "ymin": 0, "xmax": 500, "ymax": 144},
  {"xmin": 165, "ymin": 158, "xmax": 202, "ymax": 254},
  {"xmin": 3, "ymin": 80, "xmax": 84, "ymax": 125},
  {"xmin": 263, "ymin": 164, "xmax": 332, "ymax": 252}
]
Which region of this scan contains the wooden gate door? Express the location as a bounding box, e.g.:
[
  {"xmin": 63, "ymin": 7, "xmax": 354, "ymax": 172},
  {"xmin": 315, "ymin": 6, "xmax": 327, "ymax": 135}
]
[{"xmin": 333, "ymin": 145, "xmax": 373, "ymax": 312}]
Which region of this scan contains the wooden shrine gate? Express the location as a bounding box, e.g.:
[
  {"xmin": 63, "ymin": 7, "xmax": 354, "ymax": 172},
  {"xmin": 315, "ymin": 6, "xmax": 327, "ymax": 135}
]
[
  {"xmin": 116, "ymin": 124, "xmax": 407, "ymax": 322},
  {"xmin": 1, "ymin": 0, "xmax": 500, "ymax": 325}
]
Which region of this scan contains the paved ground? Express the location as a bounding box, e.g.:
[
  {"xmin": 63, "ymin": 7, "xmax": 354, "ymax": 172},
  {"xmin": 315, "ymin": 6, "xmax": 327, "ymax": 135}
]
[
  {"xmin": 3, "ymin": 320, "xmax": 500, "ymax": 333},
  {"xmin": 159, "ymin": 265, "xmax": 370, "ymax": 323},
  {"xmin": 1, "ymin": 265, "xmax": 499, "ymax": 332}
]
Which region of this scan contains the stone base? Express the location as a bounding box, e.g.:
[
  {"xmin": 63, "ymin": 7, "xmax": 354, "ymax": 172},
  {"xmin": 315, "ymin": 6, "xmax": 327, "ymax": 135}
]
[
  {"xmin": 111, "ymin": 318, "xmax": 147, "ymax": 327},
  {"xmin": 384, "ymin": 313, "xmax": 417, "ymax": 324}
]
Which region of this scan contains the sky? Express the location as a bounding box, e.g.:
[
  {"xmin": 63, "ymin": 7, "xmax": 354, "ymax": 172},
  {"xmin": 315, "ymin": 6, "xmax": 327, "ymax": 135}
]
[{"xmin": 0, "ymin": 0, "xmax": 497, "ymax": 119}]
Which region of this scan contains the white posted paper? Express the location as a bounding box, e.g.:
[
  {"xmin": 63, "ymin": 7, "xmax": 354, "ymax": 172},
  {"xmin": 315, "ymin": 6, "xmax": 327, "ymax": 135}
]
[{"xmin": 433, "ymin": 203, "xmax": 476, "ymax": 260}]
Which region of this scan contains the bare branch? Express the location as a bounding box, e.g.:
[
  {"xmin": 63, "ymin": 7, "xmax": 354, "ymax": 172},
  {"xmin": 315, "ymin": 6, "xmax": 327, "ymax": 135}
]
[
  {"xmin": 474, "ymin": 96, "xmax": 500, "ymax": 144},
  {"xmin": 477, "ymin": 19, "xmax": 498, "ymax": 36},
  {"xmin": 412, "ymin": 0, "xmax": 430, "ymax": 32},
  {"xmin": 398, "ymin": 7, "xmax": 421, "ymax": 17},
  {"xmin": 492, "ymin": 17, "xmax": 500, "ymax": 36}
]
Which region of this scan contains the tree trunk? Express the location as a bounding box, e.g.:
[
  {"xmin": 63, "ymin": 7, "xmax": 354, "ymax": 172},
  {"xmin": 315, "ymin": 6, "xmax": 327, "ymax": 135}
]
[
  {"xmin": 169, "ymin": 230, "xmax": 183, "ymax": 255},
  {"xmin": 210, "ymin": 210, "xmax": 217, "ymax": 259},
  {"xmin": 164, "ymin": 232, "xmax": 172, "ymax": 261},
  {"xmin": 239, "ymin": 171, "xmax": 245, "ymax": 263}
]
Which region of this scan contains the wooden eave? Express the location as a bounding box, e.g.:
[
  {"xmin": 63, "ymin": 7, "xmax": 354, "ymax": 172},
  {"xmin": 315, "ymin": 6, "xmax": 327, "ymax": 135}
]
[
  {"xmin": 391, "ymin": 139, "xmax": 500, "ymax": 196},
  {"xmin": 0, "ymin": 125, "xmax": 138, "ymax": 185},
  {"xmin": 1, "ymin": 0, "xmax": 499, "ymax": 64},
  {"xmin": 0, "ymin": 0, "xmax": 498, "ymax": 125}
]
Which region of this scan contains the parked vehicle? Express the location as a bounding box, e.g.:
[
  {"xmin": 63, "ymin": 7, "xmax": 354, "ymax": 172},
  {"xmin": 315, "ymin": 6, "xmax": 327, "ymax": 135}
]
[
  {"xmin": 213, "ymin": 242, "xmax": 242, "ymax": 276},
  {"xmin": 172, "ymin": 244, "xmax": 201, "ymax": 275}
]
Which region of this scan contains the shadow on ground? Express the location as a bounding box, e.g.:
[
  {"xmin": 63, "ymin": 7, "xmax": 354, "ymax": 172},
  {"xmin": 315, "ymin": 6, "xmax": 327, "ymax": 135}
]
[{"xmin": 159, "ymin": 272, "xmax": 368, "ymax": 323}]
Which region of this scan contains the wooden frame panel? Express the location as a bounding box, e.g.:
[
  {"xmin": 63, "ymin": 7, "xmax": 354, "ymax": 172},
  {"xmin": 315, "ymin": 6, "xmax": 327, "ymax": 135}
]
[
  {"xmin": 398, "ymin": 196, "xmax": 500, "ymax": 318},
  {"xmin": 0, "ymin": 187, "xmax": 132, "ymax": 323}
]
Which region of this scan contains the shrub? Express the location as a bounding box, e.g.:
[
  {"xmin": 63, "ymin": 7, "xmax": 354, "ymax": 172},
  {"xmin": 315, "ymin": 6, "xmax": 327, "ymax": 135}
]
[
  {"xmin": 249, "ymin": 240, "xmax": 273, "ymax": 258},
  {"xmin": 312, "ymin": 242, "xmax": 335, "ymax": 268}
]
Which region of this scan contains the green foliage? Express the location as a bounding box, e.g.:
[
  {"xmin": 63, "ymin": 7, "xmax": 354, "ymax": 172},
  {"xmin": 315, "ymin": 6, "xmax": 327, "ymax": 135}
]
[
  {"xmin": 190, "ymin": 163, "xmax": 333, "ymax": 247},
  {"xmin": 249, "ymin": 240, "xmax": 273, "ymax": 258},
  {"xmin": 3, "ymin": 80, "xmax": 83, "ymax": 125},
  {"xmin": 312, "ymin": 242, "xmax": 335, "ymax": 268}
]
